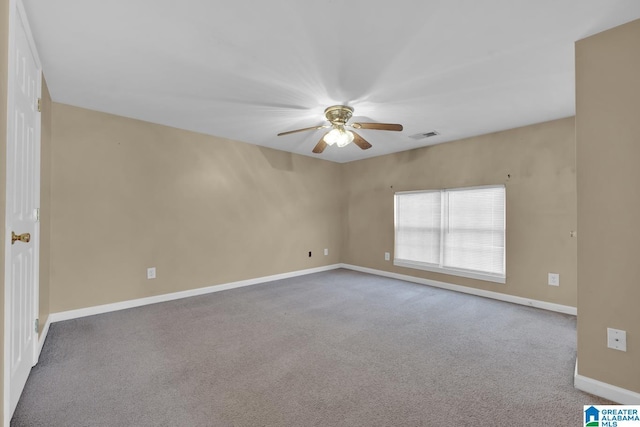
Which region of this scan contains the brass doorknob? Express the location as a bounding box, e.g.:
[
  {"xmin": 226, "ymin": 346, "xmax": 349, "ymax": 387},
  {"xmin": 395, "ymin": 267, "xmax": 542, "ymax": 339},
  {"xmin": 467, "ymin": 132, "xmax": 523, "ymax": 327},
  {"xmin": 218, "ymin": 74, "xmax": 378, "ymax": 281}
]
[{"xmin": 11, "ymin": 231, "xmax": 30, "ymax": 245}]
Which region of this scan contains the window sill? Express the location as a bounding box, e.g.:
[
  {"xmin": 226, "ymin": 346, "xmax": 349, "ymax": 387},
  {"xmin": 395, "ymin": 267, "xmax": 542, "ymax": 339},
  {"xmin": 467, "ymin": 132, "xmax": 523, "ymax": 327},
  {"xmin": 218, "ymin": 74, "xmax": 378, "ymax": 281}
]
[{"xmin": 393, "ymin": 259, "xmax": 506, "ymax": 284}]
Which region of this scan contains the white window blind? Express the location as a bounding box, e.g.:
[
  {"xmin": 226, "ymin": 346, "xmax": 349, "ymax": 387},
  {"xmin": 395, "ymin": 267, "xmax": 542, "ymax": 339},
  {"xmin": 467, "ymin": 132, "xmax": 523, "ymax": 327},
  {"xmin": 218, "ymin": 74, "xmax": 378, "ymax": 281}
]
[
  {"xmin": 395, "ymin": 191, "xmax": 442, "ymax": 265},
  {"xmin": 394, "ymin": 186, "xmax": 505, "ymax": 283}
]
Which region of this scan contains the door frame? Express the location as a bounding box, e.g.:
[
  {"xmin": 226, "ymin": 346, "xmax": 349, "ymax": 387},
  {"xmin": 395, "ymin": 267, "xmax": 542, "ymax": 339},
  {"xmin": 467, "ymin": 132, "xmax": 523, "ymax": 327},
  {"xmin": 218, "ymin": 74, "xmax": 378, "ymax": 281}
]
[{"xmin": 3, "ymin": 0, "xmax": 42, "ymax": 424}]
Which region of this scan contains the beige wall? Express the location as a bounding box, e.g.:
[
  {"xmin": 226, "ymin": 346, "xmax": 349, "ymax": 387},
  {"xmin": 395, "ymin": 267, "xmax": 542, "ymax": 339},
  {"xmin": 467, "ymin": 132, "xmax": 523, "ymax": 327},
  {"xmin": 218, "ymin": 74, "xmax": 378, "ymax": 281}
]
[
  {"xmin": 50, "ymin": 109, "xmax": 580, "ymax": 312},
  {"xmin": 0, "ymin": 0, "xmax": 8, "ymax": 421},
  {"xmin": 50, "ymin": 103, "xmax": 343, "ymax": 312},
  {"xmin": 576, "ymin": 19, "xmax": 640, "ymax": 393},
  {"xmin": 342, "ymin": 118, "xmax": 578, "ymax": 307},
  {"xmin": 39, "ymin": 77, "xmax": 52, "ymax": 332}
]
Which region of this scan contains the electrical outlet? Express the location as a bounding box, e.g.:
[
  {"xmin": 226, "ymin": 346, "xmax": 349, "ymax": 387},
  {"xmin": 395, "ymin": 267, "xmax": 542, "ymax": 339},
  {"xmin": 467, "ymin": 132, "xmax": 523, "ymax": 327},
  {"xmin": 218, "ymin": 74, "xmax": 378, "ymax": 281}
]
[
  {"xmin": 385, "ymin": 252, "xmax": 390, "ymax": 261},
  {"xmin": 324, "ymin": 248, "xmax": 328, "ymax": 256},
  {"xmin": 548, "ymin": 273, "xmax": 559, "ymax": 286},
  {"xmin": 147, "ymin": 267, "xmax": 156, "ymax": 279},
  {"xmin": 607, "ymin": 328, "xmax": 627, "ymax": 351}
]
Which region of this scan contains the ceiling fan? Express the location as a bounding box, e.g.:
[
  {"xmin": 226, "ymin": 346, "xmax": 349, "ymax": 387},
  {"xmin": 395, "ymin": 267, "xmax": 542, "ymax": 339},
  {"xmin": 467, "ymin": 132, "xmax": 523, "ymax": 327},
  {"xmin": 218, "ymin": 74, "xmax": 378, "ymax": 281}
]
[{"xmin": 277, "ymin": 105, "xmax": 403, "ymax": 154}]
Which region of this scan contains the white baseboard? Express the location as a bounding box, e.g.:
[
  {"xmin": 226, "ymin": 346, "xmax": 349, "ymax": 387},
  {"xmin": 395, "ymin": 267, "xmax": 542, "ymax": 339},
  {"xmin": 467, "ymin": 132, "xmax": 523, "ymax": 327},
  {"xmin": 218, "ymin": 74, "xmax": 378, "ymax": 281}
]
[
  {"xmin": 49, "ymin": 264, "xmax": 342, "ymax": 323},
  {"xmin": 339, "ymin": 264, "xmax": 577, "ymax": 316},
  {"xmin": 574, "ymin": 359, "xmax": 640, "ymax": 404},
  {"xmin": 48, "ymin": 262, "xmax": 575, "ymax": 325}
]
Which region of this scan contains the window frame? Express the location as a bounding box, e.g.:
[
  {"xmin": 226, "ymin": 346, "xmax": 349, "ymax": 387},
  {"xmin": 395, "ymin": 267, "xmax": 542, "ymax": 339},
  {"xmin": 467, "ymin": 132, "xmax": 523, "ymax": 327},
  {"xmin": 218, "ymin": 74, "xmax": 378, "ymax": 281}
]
[{"xmin": 394, "ymin": 185, "xmax": 506, "ymax": 284}]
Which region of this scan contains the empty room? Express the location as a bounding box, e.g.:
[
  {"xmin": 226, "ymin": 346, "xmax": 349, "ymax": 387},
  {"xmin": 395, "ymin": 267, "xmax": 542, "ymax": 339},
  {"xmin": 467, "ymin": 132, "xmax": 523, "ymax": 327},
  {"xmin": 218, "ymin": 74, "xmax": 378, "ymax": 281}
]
[{"xmin": 1, "ymin": 0, "xmax": 640, "ymax": 426}]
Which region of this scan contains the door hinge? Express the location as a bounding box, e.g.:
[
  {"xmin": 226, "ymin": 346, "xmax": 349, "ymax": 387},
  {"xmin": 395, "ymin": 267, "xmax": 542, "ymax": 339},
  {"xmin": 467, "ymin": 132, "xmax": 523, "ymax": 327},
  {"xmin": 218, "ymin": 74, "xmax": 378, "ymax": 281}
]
[
  {"xmin": 37, "ymin": 98, "xmax": 42, "ymax": 112},
  {"xmin": 34, "ymin": 208, "xmax": 40, "ymax": 222},
  {"xmin": 34, "ymin": 318, "xmax": 39, "ymax": 333}
]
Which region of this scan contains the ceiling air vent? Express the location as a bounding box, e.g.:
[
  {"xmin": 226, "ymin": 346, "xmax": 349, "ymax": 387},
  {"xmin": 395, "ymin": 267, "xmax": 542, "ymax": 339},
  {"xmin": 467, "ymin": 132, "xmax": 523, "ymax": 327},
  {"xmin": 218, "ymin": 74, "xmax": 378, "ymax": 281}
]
[{"xmin": 409, "ymin": 131, "xmax": 440, "ymax": 140}]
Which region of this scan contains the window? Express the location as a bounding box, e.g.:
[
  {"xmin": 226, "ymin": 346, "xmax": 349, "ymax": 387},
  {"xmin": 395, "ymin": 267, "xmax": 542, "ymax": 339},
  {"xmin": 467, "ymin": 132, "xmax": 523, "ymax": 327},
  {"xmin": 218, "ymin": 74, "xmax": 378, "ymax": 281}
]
[{"xmin": 394, "ymin": 185, "xmax": 506, "ymax": 283}]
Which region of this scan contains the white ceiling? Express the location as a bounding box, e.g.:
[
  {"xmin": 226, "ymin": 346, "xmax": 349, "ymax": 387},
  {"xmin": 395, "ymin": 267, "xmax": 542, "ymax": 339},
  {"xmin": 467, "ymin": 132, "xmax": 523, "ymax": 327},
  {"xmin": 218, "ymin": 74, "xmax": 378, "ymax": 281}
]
[{"xmin": 23, "ymin": 0, "xmax": 640, "ymax": 163}]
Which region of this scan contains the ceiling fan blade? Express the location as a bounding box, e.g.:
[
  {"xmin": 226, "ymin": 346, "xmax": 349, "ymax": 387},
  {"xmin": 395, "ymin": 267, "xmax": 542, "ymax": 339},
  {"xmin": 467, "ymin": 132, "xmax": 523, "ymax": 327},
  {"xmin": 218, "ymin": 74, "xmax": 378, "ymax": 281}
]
[
  {"xmin": 351, "ymin": 122, "xmax": 403, "ymax": 131},
  {"xmin": 351, "ymin": 131, "xmax": 372, "ymax": 150},
  {"xmin": 312, "ymin": 137, "xmax": 328, "ymax": 154},
  {"xmin": 277, "ymin": 125, "xmax": 328, "ymax": 136}
]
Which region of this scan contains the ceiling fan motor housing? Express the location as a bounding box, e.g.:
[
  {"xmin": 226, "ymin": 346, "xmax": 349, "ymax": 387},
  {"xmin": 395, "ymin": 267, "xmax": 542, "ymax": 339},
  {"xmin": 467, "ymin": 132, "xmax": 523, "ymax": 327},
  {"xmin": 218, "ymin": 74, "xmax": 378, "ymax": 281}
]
[{"xmin": 324, "ymin": 105, "xmax": 353, "ymax": 125}]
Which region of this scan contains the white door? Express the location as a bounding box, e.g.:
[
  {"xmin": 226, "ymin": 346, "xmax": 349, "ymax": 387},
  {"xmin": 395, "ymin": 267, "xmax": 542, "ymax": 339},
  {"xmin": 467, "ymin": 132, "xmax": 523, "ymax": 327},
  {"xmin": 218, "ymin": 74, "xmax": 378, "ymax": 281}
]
[{"xmin": 4, "ymin": 1, "xmax": 41, "ymax": 420}]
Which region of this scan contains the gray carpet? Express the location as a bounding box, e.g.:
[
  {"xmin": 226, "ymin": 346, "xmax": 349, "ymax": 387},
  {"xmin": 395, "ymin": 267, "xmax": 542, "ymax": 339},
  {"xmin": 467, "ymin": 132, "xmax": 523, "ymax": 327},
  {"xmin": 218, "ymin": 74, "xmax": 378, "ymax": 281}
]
[{"xmin": 12, "ymin": 269, "xmax": 609, "ymax": 426}]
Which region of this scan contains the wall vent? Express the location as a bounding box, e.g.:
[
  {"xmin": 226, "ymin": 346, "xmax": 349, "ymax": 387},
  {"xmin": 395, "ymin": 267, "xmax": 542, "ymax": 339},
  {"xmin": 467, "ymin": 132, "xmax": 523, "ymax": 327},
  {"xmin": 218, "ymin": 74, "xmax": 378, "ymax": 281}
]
[{"xmin": 409, "ymin": 131, "xmax": 440, "ymax": 140}]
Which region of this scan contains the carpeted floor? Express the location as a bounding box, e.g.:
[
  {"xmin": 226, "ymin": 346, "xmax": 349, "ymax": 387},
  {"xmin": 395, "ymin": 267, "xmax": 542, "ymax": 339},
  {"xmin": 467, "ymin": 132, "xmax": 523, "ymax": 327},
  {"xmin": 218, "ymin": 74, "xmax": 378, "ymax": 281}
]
[{"xmin": 12, "ymin": 269, "xmax": 610, "ymax": 426}]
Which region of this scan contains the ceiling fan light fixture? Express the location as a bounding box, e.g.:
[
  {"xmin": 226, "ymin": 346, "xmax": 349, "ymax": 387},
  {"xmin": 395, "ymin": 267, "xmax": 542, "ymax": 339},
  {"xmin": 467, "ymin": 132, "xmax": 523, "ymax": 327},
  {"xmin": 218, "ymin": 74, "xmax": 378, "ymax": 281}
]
[
  {"xmin": 323, "ymin": 127, "xmax": 354, "ymax": 147},
  {"xmin": 277, "ymin": 104, "xmax": 401, "ymax": 154}
]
